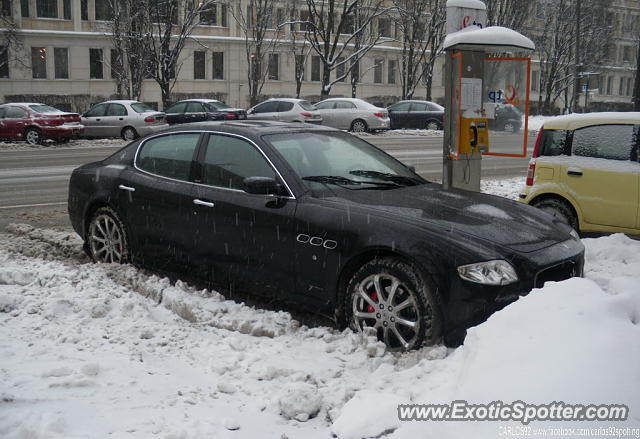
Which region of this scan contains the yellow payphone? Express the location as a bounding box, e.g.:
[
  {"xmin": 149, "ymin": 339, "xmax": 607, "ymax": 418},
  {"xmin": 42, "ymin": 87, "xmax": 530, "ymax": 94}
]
[{"xmin": 459, "ymin": 118, "xmax": 489, "ymax": 154}]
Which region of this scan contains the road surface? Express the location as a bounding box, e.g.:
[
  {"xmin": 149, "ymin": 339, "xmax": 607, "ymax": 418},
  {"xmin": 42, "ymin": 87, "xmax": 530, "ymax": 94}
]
[{"xmin": 0, "ymin": 133, "xmax": 532, "ymax": 229}]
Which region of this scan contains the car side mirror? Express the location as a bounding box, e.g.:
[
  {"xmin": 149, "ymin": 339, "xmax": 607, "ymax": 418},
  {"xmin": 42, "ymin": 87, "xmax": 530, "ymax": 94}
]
[
  {"xmin": 408, "ymin": 165, "xmax": 416, "ymax": 173},
  {"xmin": 243, "ymin": 176, "xmax": 282, "ymax": 195},
  {"xmin": 248, "ymin": 109, "xmax": 254, "ymax": 115}
]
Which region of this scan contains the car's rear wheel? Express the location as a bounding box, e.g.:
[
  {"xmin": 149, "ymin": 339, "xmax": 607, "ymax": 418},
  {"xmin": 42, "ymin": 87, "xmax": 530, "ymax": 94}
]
[
  {"xmin": 87, "ymin": 207, "xmax": 129, "ymax": 263},
  {"xmin": 24, "ymin": 128, "xmax": 42, "ymax": 145},
  {"xmin": 532, "ymin": 198, "xmax": 579, "ymax": 232},
  {"xmin": 350, "ymin": 119, "xmax": 368, "ymax": 133},
  {"xmin": 345, "ymin": 257, "xmax": 442, "ymax": 352},
  {"xmin": 121, "ymin": 126, "xmax": 138, "ymax": 141},
  {"xmin": 426, "ymin": 119, "xmax": 441, "ymax": 130}
]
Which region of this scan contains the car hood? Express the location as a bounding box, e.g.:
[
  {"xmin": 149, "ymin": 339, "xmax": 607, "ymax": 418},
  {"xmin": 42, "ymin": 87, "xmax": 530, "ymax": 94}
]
[{"xmin": 318, "ymin": 183, "xmax": 571, "ymax": 253}]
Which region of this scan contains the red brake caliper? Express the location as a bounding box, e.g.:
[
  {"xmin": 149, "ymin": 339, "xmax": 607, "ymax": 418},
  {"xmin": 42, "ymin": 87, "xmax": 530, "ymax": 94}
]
[{"xmin": 367, "ymin": 291, "xmax": 378, "ymax": 313}]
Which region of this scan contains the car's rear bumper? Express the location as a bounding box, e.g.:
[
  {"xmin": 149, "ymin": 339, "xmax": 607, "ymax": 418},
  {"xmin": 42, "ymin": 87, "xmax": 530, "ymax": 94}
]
[
  {"xmin": 442, "ymin": 237, "xmax": 585, "ymax": 343},
  {"xmin": 137, "ymin": 124, "xmax": 170, "ymax": 137},
  {"xmin": 367, "ymin": 117, "xmax": 390, "ymax": 130},
  {"xmin": 43, "ymin": 124, "xmax": 84, "ymax": 139}
]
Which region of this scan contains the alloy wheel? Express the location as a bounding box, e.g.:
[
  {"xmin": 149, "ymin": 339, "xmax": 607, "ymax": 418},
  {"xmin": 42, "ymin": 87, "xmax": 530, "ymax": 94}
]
[
  {"xmin": 351, "ymin": 120, "xmax": 367, "ymax": 133},
  {"xmin": 89, "ymin": 214, "xmax": 125, "ymax": 263},
  {"xmin": 426, "ymin": 121, "xmax": 440, "ymax": 130},
  {"xmin": 352, "ymin": 273, "xmax": 423, "ymax": 351},
  {"xmin": 25, "ymin": 129, "xmax": 41, "ymax": 145},
  {"xmin": 122, "ymin": 127, "xmax": 137, "ymax": 141}
]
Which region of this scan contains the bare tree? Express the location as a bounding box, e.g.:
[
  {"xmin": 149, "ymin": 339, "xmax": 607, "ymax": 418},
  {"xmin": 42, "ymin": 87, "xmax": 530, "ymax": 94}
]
[
  {"xmin": 304, "ymin": 0, "xmax": 387, "ymax": 98},
  {"xmin": 483, "ymin": 0, "xmax": 533, "ymax": 31},
  {"xmin": 0, "ymin": 8, "xmax": 25, "ymax": 75},
  {"xmin": 231, "ymin": 0, "xmax": 285, "ymax": 106}
]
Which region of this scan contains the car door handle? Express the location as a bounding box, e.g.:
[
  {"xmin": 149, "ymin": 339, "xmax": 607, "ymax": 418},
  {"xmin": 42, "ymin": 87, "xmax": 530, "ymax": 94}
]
[
  {"xmin": 118, "ymin": 184, "xmax": 136, "ymax": 192},
  {"xmin": 119, "ymin": 118, "xmax": 124, "ymax": 120},
  {"xmin": 567, "ymin": 168, "xmax": 583, "ymax": 176},
  {"xmin": 193, "ymin": 199, "xmax": 214, "ymax": 208},
  {"xmin": 96, "ymin": 118, "xmax": 101, "ymax": 121}
]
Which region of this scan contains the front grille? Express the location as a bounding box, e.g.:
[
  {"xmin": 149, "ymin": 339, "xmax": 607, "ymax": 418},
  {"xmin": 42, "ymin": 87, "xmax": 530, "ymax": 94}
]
[{"xmin": 534, "ymin": 259, "xmax": 580, "ymax": 288}]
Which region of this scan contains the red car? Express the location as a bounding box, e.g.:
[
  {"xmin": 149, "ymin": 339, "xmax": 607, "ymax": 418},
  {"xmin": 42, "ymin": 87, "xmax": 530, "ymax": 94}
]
[{"xmin": 0, "ymin": 103, "xmax": 84, "ymax": 145}]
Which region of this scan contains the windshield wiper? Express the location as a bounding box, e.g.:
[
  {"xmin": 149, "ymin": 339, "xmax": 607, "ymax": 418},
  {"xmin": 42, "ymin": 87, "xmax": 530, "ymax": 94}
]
[
  {"xmin": 349, "ymin": 170, "xmax": 424, "ymax": 186},
  {"xmin": 302, "ymin": 175, "xmax": 399, "ymax": 188}
]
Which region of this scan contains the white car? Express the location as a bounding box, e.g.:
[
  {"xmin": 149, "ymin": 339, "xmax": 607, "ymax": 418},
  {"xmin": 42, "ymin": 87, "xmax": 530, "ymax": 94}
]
[
  {"xmin": 314, "ymin": 98, "xmax": 390, "ymax": 132},
  {"xmin": 247, "ymin": 98, "xmax": 322, "ymax": 124},
  {"xmin": 82, "ymin": 100, "xmax": 169, "ymax": 140}
]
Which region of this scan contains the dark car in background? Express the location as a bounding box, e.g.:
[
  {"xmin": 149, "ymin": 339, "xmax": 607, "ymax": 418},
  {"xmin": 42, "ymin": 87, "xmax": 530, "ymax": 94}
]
[
  {"xmin": 0, "ymin": 103, "xmax": 83, "ymax": 144},
  {"xmin": 387, "ymin": 100, "xmax": 444, "ymax": 130},
  {"xmin": 490, "ymin": 103, "xmax": 523, "ymax": 133},
  {"xmin": 68, "ymin": 121, "xmax": 584, "ymax": 352},
  {"xmin": 165, "ymin": 99, "xmax": 247, "ymax": 125}
]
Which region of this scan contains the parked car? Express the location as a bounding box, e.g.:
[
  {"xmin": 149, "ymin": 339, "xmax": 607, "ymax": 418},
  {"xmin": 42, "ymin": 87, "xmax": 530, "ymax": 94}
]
[
  {"xmin": 0, "ymin": 102, "xmax": 83, "ymax": 145},
  {"xmin": 247, "ymin": 98, "xmax": 322, "ymax": 124},
  {"xmin": 165, "ymin": 99, "xmax": 247, "ymax": 124},
  {"xmin": 520, "ymin": 112, "xmax": 640, "ymax": 237},
  {"xmin": 387, "ymin": 100, "xmax": 444, "ymax": 130},
  {"xmin": 489, "ymin": 103, "xmax": 523, "ymax": 133},
  {"xmin": 69, "ymin": 121, "xmax": 584, "ymax": 351},
  {"xmin": 314, "ymin": 98, "xmax": 389, "ymax": 132},
  {"xmin": 81, "ymin": 100, "xmax": 168, "ymax": 140}
]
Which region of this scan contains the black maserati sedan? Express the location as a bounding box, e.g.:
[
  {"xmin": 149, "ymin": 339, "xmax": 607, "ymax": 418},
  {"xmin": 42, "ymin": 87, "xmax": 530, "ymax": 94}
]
[
  {"xmin": 164, "ymin": 99, "xmax": 247, "ymax": 124},
  {"xmin": 68, "ymin": 121, "xmax": 584, "ymax": 351}
]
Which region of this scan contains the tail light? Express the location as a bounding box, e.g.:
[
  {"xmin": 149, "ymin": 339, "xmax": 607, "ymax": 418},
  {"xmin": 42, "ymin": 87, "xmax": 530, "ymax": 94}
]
[
  {"xmin": 300, "ymin": 112, "xmax": 313, "ymax": 118},
  {"xmin": 532, "ymin": 128, "xmax": 544, "ymax": 158},
  {"xmin": 526, "ymin": 161, "xmax": 536, "ymax": 186},
  {"xmin": 144, "ymin": 116, "xmax": 155, "ymax": 123},
  {"xmin": 373, "ymin": 112, "xmax": 384, "ymax": 118},
  {"xmin": 49, "ymin": 119, "xmax": 64, "ymax": 126},
  {"xmin": 225, "ymin": 112, "xmax": 237, "ymax": 119}
]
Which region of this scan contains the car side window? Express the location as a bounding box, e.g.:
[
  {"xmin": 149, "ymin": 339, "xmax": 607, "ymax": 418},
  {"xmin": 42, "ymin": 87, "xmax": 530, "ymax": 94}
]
[
  {"xmin": 186, "ymin": 102, "xmax": 205, "ymax": 113},
  {"xmin": 540, "ymin": 130, "xmax": 568, "ymax": 156},
  {"xmin": 335, "ymin": 101, "xmax": 356, "ymax": 109},
  {"xmin": 4, "ymin": 106, "xmax": 27, "ymax": 119},
  {"xmin": 410, "ymin": 103, "xmax": 428, "ymax": 112},
  {"xmin": 0, "ymin": 108, "xmax": 5, "ymax": 119},
  {"xmin": 137, "ymin": 133, "xmax": 201, "ymax": 181},
  {"xmin": 253, "ymin": 101, "xmax": 279, "ymax": 113},
  {"xmin": 572, "ymin": 124, "xmax": 635, "ymax": 161},
  {"xmin": 201, "ymin": 134, "xmax": 278, "ymax": 190},
  {"xmin": 315, "ymin": 102, "xmax": 335, "ymax": 110},
  {"xmin": 107, "ymin": 104, "xmax": 127, "ymax": 116},
  {"xmin": 390, "ymin": 102, "xmax": 411, "ymax": 111},
  {"xmin": 85, "ymin": 104, "xmax": 107, "ymax": 117},
  {"xmin": 165, "ymin": 102, "xmax": 187, "ymax": 114},
  {"xmin": 278, "ymin": 102, "xmax": 294, "ymax": 112}
]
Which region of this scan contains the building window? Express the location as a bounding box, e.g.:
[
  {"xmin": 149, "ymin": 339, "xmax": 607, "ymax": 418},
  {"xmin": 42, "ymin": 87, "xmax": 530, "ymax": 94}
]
[
  {"xmin": 379, "ymin": 17, "xmax": 392, "ymax": 38},
  {"xmin": 350, "ymin": 59, "xmax": 359, "ymax": 83},
  {"xmin": 31, "ymin": 47, "xmax": 47, "ymax": 78},
  {"xmin": 63, "ymin": 0, "xmax": 70, "ymax": 19},
  {"xmin": 194, "ymin": 50, "xmax": 205, "ymax": 79},
  {"xmin": 531, "ymin": 70, "xmax": 539, "ymax": 92},
  {"xmin": 627, "ymin": 77, "xmax": 633, "ymax": 96},
  {"xmin": 0, "ymin": 47, "xmax": 8, "ymax": 78},
  {"xmin": 606, "ymin": 76, "xmax": 613, "ymax": 95},
  {"xmin": 388, "ymin": 59, "xmax": 396, "ymax": 84},
  {"xmin": 81, "ymin": 0, "xmax": 87, "ymax": 20},
  {"xmin": 95, "ymin": 0, "xmax": 111, "ymax": 21},
  {"xmin": 1, "ymin": 0, "xmax": 11, "ymax": 16},
  {"xmin": 54, "ymin": 47, "xmax": 68, "ymax": 78},
  {"xmin": 336, "ymin": 57, "xmax": 345, "ymax": 82},
  {"xmin": 89, "ymin": 48, "xmax": 103, "ymax": 79},
  {"xmin": 212, "ymin": 51, "xmax": 223, "ymax": 79},
  {"xmin": 36, "ymin": 0, "xmax": 58, "ymax": 18},
  {"xmin": 200, "ymin": 3, "xmax": 217, "ymax": 25},
  {"xmin": 21, "ymin": 0, "xmax": 29, "ymax": 17},
  {"xmin": 110, "ymin": 49, "xmax": 124, "ymax": 79},
  {"xmin": 311, "ymin": 56, "xmax": 320, "ymax": 81},
  {"xmin": 374, "ymin": 58, "xmax": 383, "ymax": 84},
  {"xmin": 618, "ymin": 77, "xmax": 624, "ymax": 95},
  {"xmin": 299, "ymin": 10, "xmax": 310, "ymax": 31},
  {"xmin": 268, "ymin": 53, "xmax": 279, "ymax": 80},
  {"xmin": 220, "ymin": 4, "xmax": 227, "ymax": 26}
]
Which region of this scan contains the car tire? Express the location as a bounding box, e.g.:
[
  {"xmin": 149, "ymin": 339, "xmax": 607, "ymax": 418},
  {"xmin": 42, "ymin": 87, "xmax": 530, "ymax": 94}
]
[
  {"xmin": 532, "ymin": 198, "xmax": 579, "ymax": 232},
  {"xmin": 426, "ymin": 120, "xmax": 442, "ymax": 130},
  {"xmin": 87, "ymin": 206, "xmax": 130, "ymax": 263},
  {"xmin": 344, "ymin": 257, "xmax": 442, "ymax": 352},
  {"xmin": 24, "ymin": 127, "xmax": 42, "ymax": 145},
  {"xmin": 121, "ymin": 126, "xmax": 138, "ymax": 141},
  {"xmin": 350, "ymin": 119, "xmax": 368, "ymax": 133}
]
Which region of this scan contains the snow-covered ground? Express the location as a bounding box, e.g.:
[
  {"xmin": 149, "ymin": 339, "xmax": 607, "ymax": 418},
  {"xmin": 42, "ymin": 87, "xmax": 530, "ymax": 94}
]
[
  {"xmin": 1, "ymin": 190, "xmax": 639, "ymax": 438},
  {"xmin": 0, "ymin": 138, "xmax": 128, "ymax": 151}
]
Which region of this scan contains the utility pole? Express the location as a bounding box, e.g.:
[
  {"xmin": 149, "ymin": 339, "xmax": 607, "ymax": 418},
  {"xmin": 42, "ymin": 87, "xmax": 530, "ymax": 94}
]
[
  {"xmin": 573, "ymin": 0, "xmax": 582, "ymax": 113},
  {"xmin": 634, "ymin": 38, "xmax": 640, "ymax": 111}
]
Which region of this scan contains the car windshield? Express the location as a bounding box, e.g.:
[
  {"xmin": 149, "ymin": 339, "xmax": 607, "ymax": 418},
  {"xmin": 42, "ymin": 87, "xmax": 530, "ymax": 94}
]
[
  {"xmin": 264, "ymin": 131, "xmax": 424, "ymax": 189},
  {"xmin": 28, "ymin": 104, "xmax": 61, "ymax": 113},
  {"xmin": 130, "ymin": 102, "xmax": 155, "ymax": 113},
  {"xmin": 208, "ymin": 101, "xmax": 231, "ymax": 110}
]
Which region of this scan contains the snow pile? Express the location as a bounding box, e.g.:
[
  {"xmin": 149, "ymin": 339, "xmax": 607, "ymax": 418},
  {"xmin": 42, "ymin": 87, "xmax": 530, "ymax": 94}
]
[{"xmin": 1, "ymin": 224, "xmax": 639, "ymax": 438}]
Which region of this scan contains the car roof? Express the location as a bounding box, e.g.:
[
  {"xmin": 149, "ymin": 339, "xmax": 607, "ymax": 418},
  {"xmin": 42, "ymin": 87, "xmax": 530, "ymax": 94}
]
[
  {"xmin": 102, "ymin": 100, "xmax": 142, "ymax": 105},
  {"xmin": 159, "ymin": 120, "xmax": 337, "ymax": 138},
  {"xmin": 178, "ymin": 99, "xmax": 222, "ymax": 103},
  {"xmin": 0, "ymin": 102, "xmax": 46, "ymax": 106},
  {"xmin": 320, "ymin": 97, "xmax": 366, "ymax": 102},
  {"xmin": 261, "ymin": 98, "xmax": 307, "ymax": 103},
  {"xmin": 543, "ymin": 112, "xmax": 640, "ymax": 130}
]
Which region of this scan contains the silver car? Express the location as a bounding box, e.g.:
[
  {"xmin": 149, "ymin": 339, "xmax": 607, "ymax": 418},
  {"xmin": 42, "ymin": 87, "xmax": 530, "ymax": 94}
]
[
  {"xmin": 247, "ymin": 98, "xmax": 322, "ymax": 124},
  {"xmin": 82, "ymin": 100, "xmax": 169, "ymax": 140},
  {"xmin": 314, "ymin": 98, "xmax": 390, "ymax": 132}
]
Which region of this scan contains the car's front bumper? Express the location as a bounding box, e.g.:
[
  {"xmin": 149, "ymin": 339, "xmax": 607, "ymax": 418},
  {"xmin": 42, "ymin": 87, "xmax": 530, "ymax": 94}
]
[
  {"xmin": 441, "ymin": 237, "xmax": 585, "ymax": 343},
  {"xmin": 136, "ymin": 123, "xmax": 170, "ymax": 137}
]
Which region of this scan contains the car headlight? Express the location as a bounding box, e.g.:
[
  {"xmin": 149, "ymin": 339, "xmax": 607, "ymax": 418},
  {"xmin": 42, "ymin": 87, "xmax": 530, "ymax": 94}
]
[
  {"xmin": 457, "ymin": 260, "xmax": 519, "ymax": 286},
  {"xmin": 569, "ymin": 228, "xmax": 580, "ymax": 240}
]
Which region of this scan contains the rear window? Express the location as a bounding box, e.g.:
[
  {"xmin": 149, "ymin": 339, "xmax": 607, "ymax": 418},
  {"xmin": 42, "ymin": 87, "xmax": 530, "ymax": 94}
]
[
  {"xmin": 539, "ymin": 129, "xmax": 568, "ymax": 156},
  {"xmin": 299, "ymin": 101, "xmax": 315, "ymax": 111},
  {"xmin": 131, "ymin": 102, "xmax": 155, "ymax": 113},
  {"xmin": 278, "ymin": 102, "xmax": 294, "ymax": 112},
  {"xmin": 208, "ymin": 101, "xmax": 231, "ymax": 110},
  {"xmin": 29, "ymin": 104, "xmax": 60, "ymax": 113},
  {"xmin": 571, "ymin": 124, "xmax": 636, "ymax": 161}
]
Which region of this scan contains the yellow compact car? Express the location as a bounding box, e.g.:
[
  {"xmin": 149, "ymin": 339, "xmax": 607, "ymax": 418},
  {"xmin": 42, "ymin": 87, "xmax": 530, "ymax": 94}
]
[{"xmin": 519, "ymin": 112, "xmax": 640, "ymax": 236}]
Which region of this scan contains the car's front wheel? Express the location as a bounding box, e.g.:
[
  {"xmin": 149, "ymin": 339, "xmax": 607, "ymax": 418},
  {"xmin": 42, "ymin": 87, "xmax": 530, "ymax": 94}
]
[
  {"xmin": 426, "ymin": 119, "xmax": 442, "ymax": 130},
  {"xmin": 345, "ymin": 257, "xmax": 442, "ymax": 352},
  {"xmin": 532, "ymin": 197, "xmax": 579, "ymax": 232},
  {"xmin": 121, "ymin": 126, "xmax": 138, "ymax": 141},
  {"xmin": 87, "ymin": 207, "xmax": 129, "ymax": 263}
]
